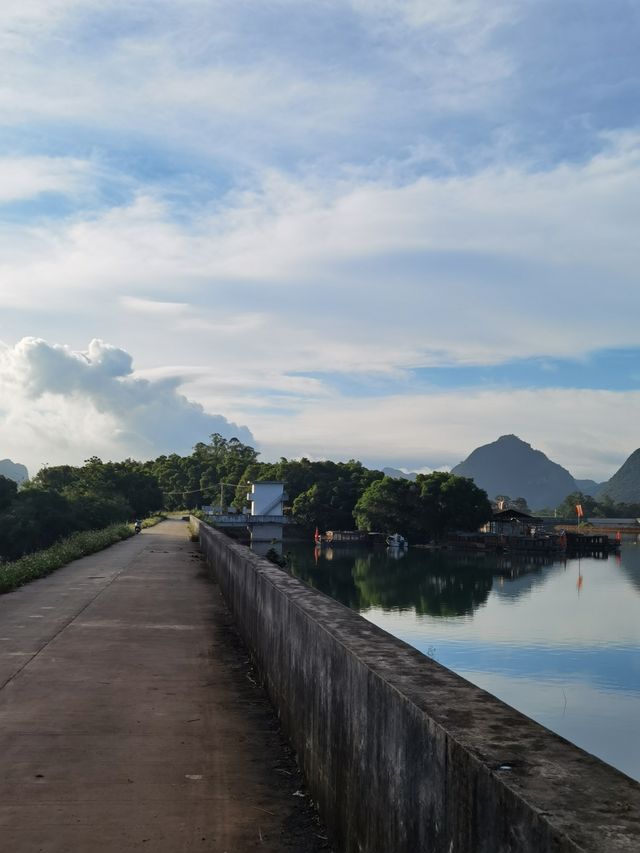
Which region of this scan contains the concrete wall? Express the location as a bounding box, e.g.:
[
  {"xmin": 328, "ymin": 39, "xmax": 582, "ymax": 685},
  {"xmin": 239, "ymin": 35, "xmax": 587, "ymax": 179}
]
[{"xmin": 193, "ymin": 518, "xmax": 640, "ymax": 853}]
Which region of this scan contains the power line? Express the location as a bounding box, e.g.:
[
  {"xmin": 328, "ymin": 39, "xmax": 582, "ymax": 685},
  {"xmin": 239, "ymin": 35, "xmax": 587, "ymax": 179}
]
[{"xmin": 160, "ymin": 482, "xmax": 243, "ymax": 496}]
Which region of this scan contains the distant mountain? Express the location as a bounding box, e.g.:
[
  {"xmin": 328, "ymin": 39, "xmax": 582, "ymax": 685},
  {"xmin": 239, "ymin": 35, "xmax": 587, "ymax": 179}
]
[
  {"xmin": 575, "ymin": 478, "xmax": 604, "ymax": 497},
  {"xmin": 598, "ymin": 449, "xmax": 640, "ymax": 503},
  {"xmin": 0, "ymin": 459, "xmax": 29, "ymax": 484},
  {"xmin": 382, "ymin": 467, "xmax": 417, "ymax": 481},
  {"xmin": 450, "ymin": 435, "xmax": 577, "ymax": 511}
]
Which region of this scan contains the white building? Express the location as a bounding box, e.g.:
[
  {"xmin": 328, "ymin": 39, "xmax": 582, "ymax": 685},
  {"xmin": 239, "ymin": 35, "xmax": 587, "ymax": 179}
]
[
  {"xmin": 246, "ymin": 481, "xmax": 287, "ymax": 551},
  {"xmin": 247, "ymin": 482, "xmax": 287, "ymax": 517}
]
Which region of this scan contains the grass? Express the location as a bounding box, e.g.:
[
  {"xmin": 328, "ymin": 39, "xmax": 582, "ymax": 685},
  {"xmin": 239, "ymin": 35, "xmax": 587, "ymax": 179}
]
[
  {"xmin": 140, "ymin": 514, "xmax": 166, "ymax": 529},
  {"xmin": 187, "ymin": 519, "xmax": 200, "ymax": 542},
  {"xmin": 0, "ymin": 515, "xmax": 166, "ymax": 595}
]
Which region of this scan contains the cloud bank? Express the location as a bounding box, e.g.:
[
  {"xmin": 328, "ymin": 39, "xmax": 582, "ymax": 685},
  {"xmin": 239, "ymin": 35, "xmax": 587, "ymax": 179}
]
[
  {"xmin": 1, "ymin": 1, "xmax": 639, "ymax": 481},
  {"xmin": 0, "ymin": 338, "xmax": 253, "ymax": 472}
]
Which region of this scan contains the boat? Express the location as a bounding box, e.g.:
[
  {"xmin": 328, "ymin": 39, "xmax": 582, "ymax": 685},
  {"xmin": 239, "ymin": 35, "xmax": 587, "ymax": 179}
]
[
  {"xmin": 314, "ymin": 530, "xmax": 370, "ymax": 546},
  {"xmin": 386, "ymin": 533, "xmax": 408, "ymax": 549}
]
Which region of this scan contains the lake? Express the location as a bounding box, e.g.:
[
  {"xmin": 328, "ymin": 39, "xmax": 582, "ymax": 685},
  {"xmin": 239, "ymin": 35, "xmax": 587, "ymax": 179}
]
[{"xmin": 282, "ymin": 540, "xmax": 640, "ymax": 782}]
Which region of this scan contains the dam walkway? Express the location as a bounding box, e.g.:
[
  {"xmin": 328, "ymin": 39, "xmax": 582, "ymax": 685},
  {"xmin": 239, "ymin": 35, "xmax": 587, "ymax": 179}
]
[{"xmin": 0, "ymin": 519, "xmax": 329, "ymax": 853}]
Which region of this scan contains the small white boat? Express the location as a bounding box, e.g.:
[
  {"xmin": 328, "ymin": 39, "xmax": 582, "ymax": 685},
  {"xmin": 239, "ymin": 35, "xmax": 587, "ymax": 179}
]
[{"xmin": 386, "ymin": 533, "xmax": 408, "ymax": 549}]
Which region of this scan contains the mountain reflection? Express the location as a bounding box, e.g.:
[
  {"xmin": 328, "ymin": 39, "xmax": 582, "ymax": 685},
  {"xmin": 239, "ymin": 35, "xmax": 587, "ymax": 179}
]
[
  {"xmin": 285, "ymin": 545, "xmax": 559, "ymax": 617},
  {"xmin": 616, "ymin": 543, "xmax": 640, "ymax": 594}
]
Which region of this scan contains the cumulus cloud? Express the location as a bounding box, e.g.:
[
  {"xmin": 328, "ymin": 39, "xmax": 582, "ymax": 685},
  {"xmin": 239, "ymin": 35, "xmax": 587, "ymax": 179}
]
[{"xmin": 0, "ymin": 337, "xmax": 254, "ymax": 472}]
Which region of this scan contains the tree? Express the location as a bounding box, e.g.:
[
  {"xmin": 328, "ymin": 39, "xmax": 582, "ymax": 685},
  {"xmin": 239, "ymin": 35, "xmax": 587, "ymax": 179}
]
[
  {"xmin": 494, "ymin": 494, "xmax": 530, "ymax": 513},
  {"xmin": 0, "ymin": 490, "xmax": 75, "ymax": 561},
  {"xmin": 28, "ymin": 465, "xmax": 80, "ymax": 493},
  {"xmin": 294, "ymin": 470, "xmax": 382, "ymax": 531},
  {"xmin": 417, "ymin": 472, "xmax": 492, "ymax": 541},
  {"xmin": 0, "ymin": 474, "xmax": 17, "ymax": 512},
  {"xmin": 354, "ymin": 473, "xmax": 491, "ymax": 543},
  {"xmin": 354, "ymin": 477, "xmax": 419, "ymax": 538},
  {"xmin": 556, "ymin": 491, "xmax": 601, "ymax": 520}
]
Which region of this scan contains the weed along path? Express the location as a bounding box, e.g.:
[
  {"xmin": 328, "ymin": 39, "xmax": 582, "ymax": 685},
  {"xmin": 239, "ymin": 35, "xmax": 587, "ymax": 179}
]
[{"xmin": 0, "ymin": 519, "xmax": 329, "ymax": 853}]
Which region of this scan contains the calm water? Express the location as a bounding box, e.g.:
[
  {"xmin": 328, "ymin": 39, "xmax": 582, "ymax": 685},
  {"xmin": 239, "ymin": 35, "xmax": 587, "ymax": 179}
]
[{"xmin": 282, "ymin": 541, "xmax": 640, "ymax": 781}]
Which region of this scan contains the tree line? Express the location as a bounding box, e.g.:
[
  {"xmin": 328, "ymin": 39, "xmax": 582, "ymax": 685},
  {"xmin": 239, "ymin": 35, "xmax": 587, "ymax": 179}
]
[
  {"xmin": 553, "ymin": 491, "xmax": 640, "ymax": 520},
  {"xmin": 7, "ymin": 431, "xmax": 638, "ymax": 564},
  {"xmin": 0, "ymin": 433, "xmax": 495, "ymax": 561},
  {"xmin": 0, "ymin": 457, "xmax": 162, "ymax": 562}
]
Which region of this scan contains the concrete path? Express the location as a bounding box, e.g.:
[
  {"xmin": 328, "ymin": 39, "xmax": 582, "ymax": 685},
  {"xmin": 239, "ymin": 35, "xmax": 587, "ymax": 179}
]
[{"xmin": 0, "ymin": 519, "xmax": 330, "ymax": 852}]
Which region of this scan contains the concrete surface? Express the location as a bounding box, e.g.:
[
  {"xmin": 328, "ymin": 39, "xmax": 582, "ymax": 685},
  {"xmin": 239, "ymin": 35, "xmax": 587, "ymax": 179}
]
[
  {"xmin": 0, "ymin": 519, "xmax": 330, "ymax": 853},
  {"xmin": 195, "ymin": 517, "xmax": 640, "ymax": 853}
]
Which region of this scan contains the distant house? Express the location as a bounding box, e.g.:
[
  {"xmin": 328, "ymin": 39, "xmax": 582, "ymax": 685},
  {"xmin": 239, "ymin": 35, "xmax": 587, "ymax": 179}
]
[{"xmin": 482, "ymin": 509, "xmax": 543, "ymax": 537}]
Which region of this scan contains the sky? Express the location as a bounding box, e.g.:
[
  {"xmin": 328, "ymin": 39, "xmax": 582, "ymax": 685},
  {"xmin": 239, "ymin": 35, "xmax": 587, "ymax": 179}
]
[{"xmin": 1, "ymin": 0, "xmax": 639, "ymax": 481}]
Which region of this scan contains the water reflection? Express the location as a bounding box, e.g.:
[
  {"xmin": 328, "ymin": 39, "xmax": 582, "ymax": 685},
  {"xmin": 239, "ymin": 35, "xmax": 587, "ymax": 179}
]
[
  {"xmin": 288, "ymin": 545, "xmax": 559, "ymax": 618},
  {"xmin": 618, "ymin": 542, "xmax": 640, "ymax": 594},
  {"xmin": 283, "ymin": 542, "xmax": 640, "ymax": 781}
]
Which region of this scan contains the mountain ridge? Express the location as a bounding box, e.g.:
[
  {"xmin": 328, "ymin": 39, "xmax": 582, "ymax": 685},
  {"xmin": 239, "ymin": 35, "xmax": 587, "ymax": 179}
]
[
  {"xmin": 0, "ymin": 459, "xmax": 29, "ymax": 484},
  {"xmin": 598, "ymin": 449, "xmax": 640, "ymax": 503},
  {"xmin": 450, "ymin": 434, "xmax": 577, "ymax": 510}
]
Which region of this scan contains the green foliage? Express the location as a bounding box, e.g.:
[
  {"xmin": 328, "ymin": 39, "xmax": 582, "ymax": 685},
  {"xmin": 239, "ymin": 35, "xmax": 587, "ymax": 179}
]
[
  {"xmin": 0, "ymin": 457, "xmax": 164, "ymax": 562},
  {"xmin": 264, "ymin": 547, "xmax": 287, "ymax": 568},
  {"xmin": 555, "ymin": 490, "xmax": 640, "ymax": 520},
  {"xmin": 353, "ymin": 477, "xmax": 420, "ymax": 538},
  {"xmin": 354, "ymin": 472, "xmax": 492, "ymax": 542},
  {"xmin": 225, "ymin": 456, "xmax": 383, "ymax": 530},
  {"xmin": 151, "ymin": 433, "xmax": 259, "ymax": 510},
  {"xmin": 0, "ymin": 490, "xmax": 77, "ymax": 560},
  {"xmin": 291, "ymin": 462, "xmax": 383, "ymax": 530},
  {"xmin": 1, "ymin": 428, "xmax": 493, "ymax": 562},
  {"xmin": 0, "ymin": 474, "xmax": 18, "ymax": 511},
  {"xmin": 417, "ymin": 472, "xmax": 492, "ymax": 541},
  {"xmin": 0, "ymin": 524, "xmax": 133, "ymax": 594},
  {"xmin": 494, "ymin": 495, "xmax": 530, "ymax": 513},
  {"xmin": 139, "ymin": 515, "xmax": 166, "ymax": 529},
  {"xmin": 556, "ymin": 491, "xmax": 603, "ymax": 519}
]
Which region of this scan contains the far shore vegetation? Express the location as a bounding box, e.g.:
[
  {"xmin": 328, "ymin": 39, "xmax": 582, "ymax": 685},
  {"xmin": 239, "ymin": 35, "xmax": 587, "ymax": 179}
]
[{"xmin": 2, "ymin": 434, "xmax": 639, "ymax": 579}]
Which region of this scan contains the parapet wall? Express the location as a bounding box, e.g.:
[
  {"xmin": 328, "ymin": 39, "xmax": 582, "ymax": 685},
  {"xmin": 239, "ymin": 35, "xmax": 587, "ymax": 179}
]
[{"xmin": 193, "ymin": 518, "xmax": 640, "ymax": 853}]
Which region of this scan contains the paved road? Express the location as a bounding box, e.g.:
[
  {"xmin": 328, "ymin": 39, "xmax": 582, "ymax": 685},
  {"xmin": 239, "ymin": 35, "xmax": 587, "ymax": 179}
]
[{"xmin": 0, "ymin": 519, "xmax": 329, "ymax": 852}]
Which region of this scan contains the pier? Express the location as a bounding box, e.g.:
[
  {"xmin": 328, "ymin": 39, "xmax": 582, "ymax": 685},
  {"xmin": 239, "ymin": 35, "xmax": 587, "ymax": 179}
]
[{"xmin": 0, "ymin": 520, "xmax": 327, "ymax": 852}]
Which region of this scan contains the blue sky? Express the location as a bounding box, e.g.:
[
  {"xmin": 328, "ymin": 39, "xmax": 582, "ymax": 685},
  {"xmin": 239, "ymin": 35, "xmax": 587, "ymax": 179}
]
[{"xmin": 0, "ymin": 1, "xmax": 639, "ymax": 479}]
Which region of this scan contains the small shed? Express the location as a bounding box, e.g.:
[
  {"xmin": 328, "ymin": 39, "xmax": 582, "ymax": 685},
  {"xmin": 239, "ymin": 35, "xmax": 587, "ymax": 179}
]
[{"xmin": 482, "ymin": 509, "xmax": 543, "ymax": 537}]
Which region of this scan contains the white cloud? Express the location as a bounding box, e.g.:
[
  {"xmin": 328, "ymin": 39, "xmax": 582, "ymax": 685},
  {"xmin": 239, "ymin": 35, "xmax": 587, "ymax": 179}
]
[
  {"xmin": 0, "ymin": 3, "xmax": 374, "ymax": 166},
  {"xmin": 0, "ymin": 0, "xmax": 637, "ymax": 482},
  {"xmin": 0, "ymin": 156, "xmax": 92, "ymax": 202},
  {"xmin": 252, "ymin": 387, "xmax": 640, "ymax": 481},
  {"xmin": 120, "ymin": 297, "xmax": 191, "ymax": 316},
  {"xmin": 349, "ymin": 0, "xmax": 513, "ymax": 32},
  {"xmin": 2, "ymin": 135, "xmax": 639, "ymax": 370},
  {"xmin": 0, "ymin": 337, "xmax": 253, "ymax": 473},
  {"xmin": 348, "ymin": 0, "xmax": 517, "ymax": 111}
]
